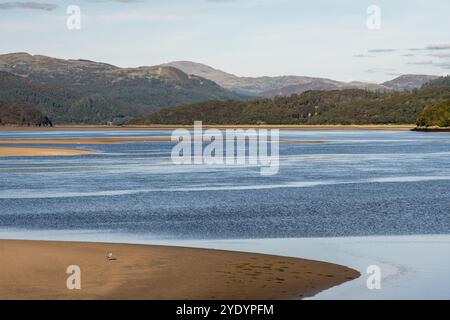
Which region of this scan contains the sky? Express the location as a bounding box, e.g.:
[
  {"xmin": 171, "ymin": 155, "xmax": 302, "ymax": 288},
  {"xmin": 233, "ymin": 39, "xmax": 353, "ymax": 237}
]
[{"xmin": 0, "ymin": 0, "xmax": 449, "ymax": 83}]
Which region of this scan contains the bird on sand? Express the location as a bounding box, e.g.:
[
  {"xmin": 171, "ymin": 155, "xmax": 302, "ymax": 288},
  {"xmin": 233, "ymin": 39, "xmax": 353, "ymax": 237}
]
[{"xmin": 106, "ymin": 252, "xmax": 117, "ymax": 261}]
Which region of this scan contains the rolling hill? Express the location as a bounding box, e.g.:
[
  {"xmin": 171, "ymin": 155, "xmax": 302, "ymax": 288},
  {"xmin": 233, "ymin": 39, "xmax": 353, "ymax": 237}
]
[
  {"xmin": 381, "ymin": 74, "xmax": 439, "ymax": 91},
  {"xmin": 0, "ymin": 53, "xmax": 245, "ymax": 124},
  {"xmin": 162, "ymin": 61, "xmax": 362, "ymax": 96},
  {"xmin": 163, "ymin": 61, "xmax": 433, "ymax": 97}
]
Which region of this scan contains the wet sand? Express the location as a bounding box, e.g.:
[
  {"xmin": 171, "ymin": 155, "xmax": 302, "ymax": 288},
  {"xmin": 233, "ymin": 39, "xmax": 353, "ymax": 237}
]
[
  {"xmin": 0, "ymin": 146, "xmax": 95, "ymax": 157},
  {"xmin": 0, "ymin": 240, "xmax": 359, "ymax": 300}
]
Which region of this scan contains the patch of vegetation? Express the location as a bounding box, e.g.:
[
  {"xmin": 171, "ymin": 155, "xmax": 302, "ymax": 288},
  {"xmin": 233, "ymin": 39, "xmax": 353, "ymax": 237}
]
[
  {"xmin": 423, "ymin": 75, "xmax": 450, "ymax": 89},
  {"xmin": 417, "ymin": 100, "xmax": 450, "ymax": 127},
  {"xmin": 0, "ymin": 102, "xmax": 52, "ymax": 126}
]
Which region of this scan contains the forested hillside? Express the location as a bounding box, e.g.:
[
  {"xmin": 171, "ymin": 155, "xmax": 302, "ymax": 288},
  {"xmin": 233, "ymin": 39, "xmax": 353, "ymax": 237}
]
[
  {"xmin": 0, "ymin": 53, "xmax": 245, "ymax": 125},
  {"xmin": 129, "ymin": 84, "xmax": 450, "ymax": 125}
]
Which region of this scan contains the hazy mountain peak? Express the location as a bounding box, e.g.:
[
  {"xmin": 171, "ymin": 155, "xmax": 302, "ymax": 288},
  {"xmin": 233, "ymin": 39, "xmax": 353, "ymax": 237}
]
[
  {"xmin": 164, "ymin": 60, "xmax": 392, "ymax": 96},
  {"xmin": 382, "ymin": 74, "xmax": 439, "ymax": 91},
  {"xmin": 163, "ymin": 61, "xmax": 241, "ymax": 87}
]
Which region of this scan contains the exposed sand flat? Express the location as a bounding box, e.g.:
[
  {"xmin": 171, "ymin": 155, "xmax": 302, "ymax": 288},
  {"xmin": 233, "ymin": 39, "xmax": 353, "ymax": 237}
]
[
  {"xmin": 0, "ymin": 240, "xmax": 359, "ymax": 300},
  {"xmin": 0, "ymin": 124, "xmax": 416, "ymax": 131},
  {"xmin": 0, "ymin": 146, "xmax": 95, "ymax": 157}
]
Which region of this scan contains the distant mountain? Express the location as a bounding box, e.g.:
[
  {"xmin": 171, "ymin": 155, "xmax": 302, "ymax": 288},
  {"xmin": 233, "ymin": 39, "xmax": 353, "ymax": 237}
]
[
  {"xmin": 164, "ymin": 61, "xmax": 391, "ymax": 97},
  {"xmin": 259, "ymin": 81, "xmax": 393, "ymax": 97},
  {"xmin": 1, "ymin": 53, "xmax": 443, "ymax": 125},
  {"xmin": 258, "ymin": 79, "xmax": 348, "ymax": 97},
  {"xmin": 161, "ymin": 61, "xmax": 243, "ymax": 90},
  {"xmin": 382, "ymin": 74, "xmax": 439, "ymax": 91},
  {"xmin": 348, "ymin": 81, "xmax": 392, "ymax": 92},
  {"xmin": 0, "ymin": 53, "xmax": 244, "ymax": 124},
  {"xmin": 163, "ymin": 61, "xmax": 344, "ymax": 96}
]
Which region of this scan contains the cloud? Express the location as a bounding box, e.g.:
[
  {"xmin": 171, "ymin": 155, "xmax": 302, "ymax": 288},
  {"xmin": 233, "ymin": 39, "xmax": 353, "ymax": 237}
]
[
  {"xmin": 385, "ymin": 72, "xmax": 402, "ymax": 77},
  {"xmin": 87, "ymin": 0, "xmax": 143, "ymax": 2},
  {"xmin": 426, "ymin": 44, "xmax": 450, "ymax": 50},
  {"xmin": 91, "ymin": 11, "xmax": 186, "ymax": 23},
  {"xmin": 428, "ymin": 53, "xmax": 450, "ymax": 59},
  {"xmin": 0, "ymin": 1, "xmax": 58, "ymax": 10},
  {"xmin": 407, "ymin": 60, "xmax": 434, "ymax": 65},
  {"xmin": 409, "ymin": 44, "xmax": 450, "ymax": 51},
  {"xmin": 368, "ymin": 49, "xmax": 396, "ymax": 53},
  {"xmin": 353, "ymin": 54, "xmax": 375, "ymax": 58},
  {"xmin": 405, "ymin": 59, "xmax": 450, "ymax": 70},
  {"xmin": 402, "ymin": 54, "xmax": 415, "ymax": 57},
  {"xmin": 434, "ymin": 62, "xmax": 450, "ymax": 69},
  {"xmin": 365, "ymin": 67, "xmax": 395, "ymax": 74}
]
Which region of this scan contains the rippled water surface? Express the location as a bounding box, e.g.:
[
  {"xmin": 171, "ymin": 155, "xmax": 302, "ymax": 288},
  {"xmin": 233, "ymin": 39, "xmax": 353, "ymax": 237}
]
[{"xmin": 1, "ymin": 129, "xmax": 449, "ymax": 239}]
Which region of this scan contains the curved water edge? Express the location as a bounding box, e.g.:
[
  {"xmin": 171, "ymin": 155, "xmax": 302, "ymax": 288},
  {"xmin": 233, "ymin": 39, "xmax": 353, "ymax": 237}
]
[
  {"xmin": 0, "ymin": 230, "xmax": 448, "ymax": 299},
  {"xmin": 0, "ymin": 129, "xmax": 449, "ymax": 298}
]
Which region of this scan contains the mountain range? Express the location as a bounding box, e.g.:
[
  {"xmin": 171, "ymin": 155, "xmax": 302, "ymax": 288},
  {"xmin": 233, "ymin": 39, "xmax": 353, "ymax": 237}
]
[
  {"xmin": 0, "ymin": 52, "xmax": 442, "ymax": 125},
  {"xmin": 163, "ymin": 61, "xmax": 437, "ymax": 96}
]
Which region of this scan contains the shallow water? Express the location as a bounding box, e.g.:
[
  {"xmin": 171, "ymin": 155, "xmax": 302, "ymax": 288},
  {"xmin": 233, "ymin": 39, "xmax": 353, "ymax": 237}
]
[{"xmin": 0, "ymin": 129, "xmax": 449, "ymax": 239}]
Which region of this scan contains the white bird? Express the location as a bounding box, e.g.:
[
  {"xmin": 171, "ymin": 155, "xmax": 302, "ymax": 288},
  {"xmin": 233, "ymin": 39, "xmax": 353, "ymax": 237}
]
[{"xmin": 106, "ymin": 252, "xmax": 116, "ymax": 260}]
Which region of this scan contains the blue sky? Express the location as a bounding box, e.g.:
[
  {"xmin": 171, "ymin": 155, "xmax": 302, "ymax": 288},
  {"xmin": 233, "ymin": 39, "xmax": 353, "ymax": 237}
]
[{"xmin": 1, "ymin": 0, "xmax": 449, "ymax": 82}]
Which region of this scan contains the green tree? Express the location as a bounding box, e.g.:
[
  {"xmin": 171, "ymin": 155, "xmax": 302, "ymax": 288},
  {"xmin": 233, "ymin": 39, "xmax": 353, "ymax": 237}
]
[{"xmin": 417, "ymin": 100, "xmax": 450, "ymax": 127}]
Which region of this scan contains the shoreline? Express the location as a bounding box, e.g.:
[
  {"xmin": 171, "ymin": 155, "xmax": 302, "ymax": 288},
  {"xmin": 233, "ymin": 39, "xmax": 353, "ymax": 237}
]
[
  {"xmin": 413, "ymin": 127, "xmax": 450, "ymax": 132},
  {"xmin": 0, "ymin": 124, "xmax": 416, "ymax": 131},
  {"xmin": 1, "ymin": 234, "xmax": 448, "ymax": 299},
  {"xmin": 0, "ymin": 239, "xmax": 359, "ymax": 300}
]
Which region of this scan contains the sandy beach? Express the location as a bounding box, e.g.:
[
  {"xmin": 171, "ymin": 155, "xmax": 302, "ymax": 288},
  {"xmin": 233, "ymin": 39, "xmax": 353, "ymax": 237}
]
[
  {"xmin": 0, "ymin": 146, "xmax": 95, "ymax": 157},
  {"xmin": 0, "ymin": 240, "xmax": 359, "ymax": 300}
]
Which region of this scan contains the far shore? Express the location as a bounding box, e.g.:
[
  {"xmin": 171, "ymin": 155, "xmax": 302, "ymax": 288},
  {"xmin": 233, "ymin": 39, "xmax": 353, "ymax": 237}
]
[
  {"xmin": 0, "ymin": 124, "xmax": 417, "ymax": 131},
  {"xmin": 0, "ymin": 146, "xmax": 95, "ymax": 157},
  {"xmin": 0, "ymin": 240, "xmax": 359, "ymax": 300},
  {"xmin": 413, "ymin": 127, "xmax": 450, "ymax": 132}
]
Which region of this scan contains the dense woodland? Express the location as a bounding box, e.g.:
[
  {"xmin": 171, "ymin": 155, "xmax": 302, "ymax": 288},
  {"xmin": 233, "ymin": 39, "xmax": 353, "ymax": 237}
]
[{"xmin": 130, "ymin": 77, "xmax": 450, "ymax": 126}]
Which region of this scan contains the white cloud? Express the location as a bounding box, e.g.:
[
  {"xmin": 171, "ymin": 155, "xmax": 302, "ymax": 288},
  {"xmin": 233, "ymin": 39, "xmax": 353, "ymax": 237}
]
[{"xmin": 0, "ymin": 1, "xmax": 58, "ymax": 11}]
